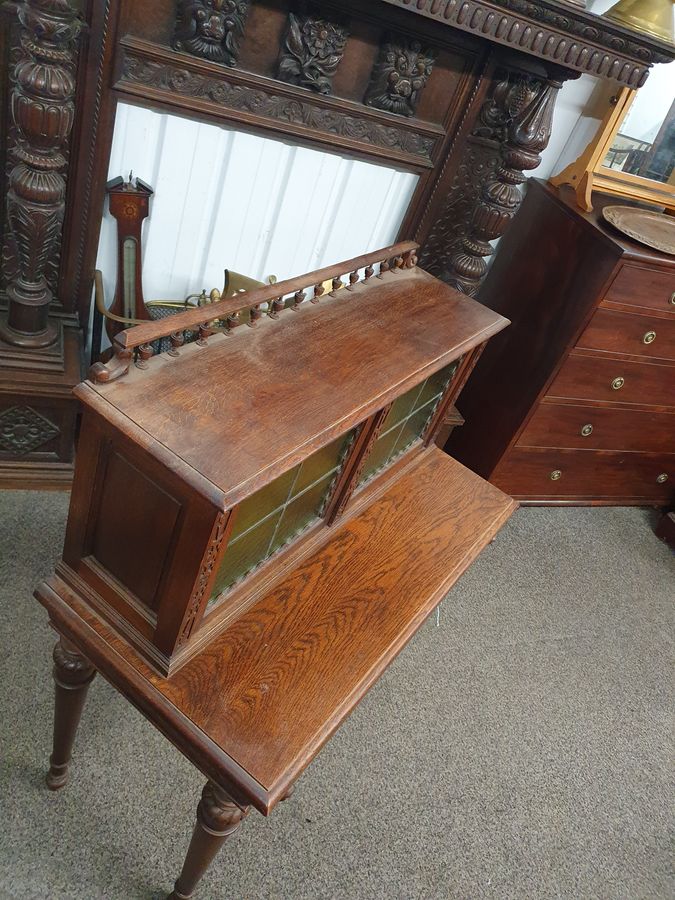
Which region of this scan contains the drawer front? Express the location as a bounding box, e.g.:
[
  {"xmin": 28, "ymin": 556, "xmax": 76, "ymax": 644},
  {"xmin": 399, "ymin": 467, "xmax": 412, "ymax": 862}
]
[
  {"xmin": 578, "ymin": 308, "xmax": 675, "ymax": 361},
  {"xmin": 492, "ymin": 448, "xmax": 675, "ymax": 501},
  {"xmin": 517, "ymin": 402, "xmax": 675, "ymax": 454},
  {"xmin": 549, "ymin": 353, "xmax": 675, "ymax": 408},
  {"xmin": 604, "ymin": 264, "xmax": 675, "ymax": 314}
]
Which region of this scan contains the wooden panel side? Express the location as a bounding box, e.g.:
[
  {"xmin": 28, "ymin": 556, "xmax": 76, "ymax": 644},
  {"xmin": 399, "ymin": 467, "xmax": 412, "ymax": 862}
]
[{"xmin": 91, "ymin": 448, "xmax": 182, "ymax": 610}]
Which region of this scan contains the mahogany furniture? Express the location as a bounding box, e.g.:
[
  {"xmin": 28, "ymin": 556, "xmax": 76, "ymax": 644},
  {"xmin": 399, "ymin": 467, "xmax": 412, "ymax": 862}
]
[
  {"xmin": 34, "ymin": 242, "xmax": 516, "ymax": 896},
  {"xmin": 448, "ymin": 179, "xmax": 675, "ymax": 506},
  {"xmin": 2, "ymin": 0, "xmax": 674, "ymax": 490}
]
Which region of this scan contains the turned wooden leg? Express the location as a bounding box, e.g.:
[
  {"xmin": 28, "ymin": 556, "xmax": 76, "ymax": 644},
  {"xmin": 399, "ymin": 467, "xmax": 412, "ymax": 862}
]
[
  {"xmin": 46, "ymin": 636, "xmax": 96, "ymax": 791},
  {"xmin": 169, "ymin": 782, "xmax": 249, "ymax": 900}
]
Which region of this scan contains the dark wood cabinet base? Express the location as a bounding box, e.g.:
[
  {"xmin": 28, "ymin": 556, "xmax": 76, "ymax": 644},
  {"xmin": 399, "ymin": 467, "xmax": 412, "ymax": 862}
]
[
  {"xmin": 448, "ymin": 181, "xmax": 675, "ymax": 506},
  {"xmin": 0, "ymin": 317, "xmax": 82, "ymax": 490}
]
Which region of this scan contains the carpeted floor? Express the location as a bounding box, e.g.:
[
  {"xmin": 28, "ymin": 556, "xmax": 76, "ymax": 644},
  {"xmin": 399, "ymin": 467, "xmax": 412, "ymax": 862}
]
[{"xmin": 0, "ymin": 490, "xmax": 673, "ymax": 900}]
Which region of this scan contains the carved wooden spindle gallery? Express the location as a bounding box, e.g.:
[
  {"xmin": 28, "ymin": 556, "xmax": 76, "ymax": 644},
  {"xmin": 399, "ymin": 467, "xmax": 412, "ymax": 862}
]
[
  {"xmin": 135, "ymin": 343, "xmax": 154, "ymax": 369},
  {"xmin": 270, "ymin": 296, "xmax": 285, "ymax": 318},
  {"xmin": 168, "ymin": 332, "xmax": 184, "ymax": 356}
]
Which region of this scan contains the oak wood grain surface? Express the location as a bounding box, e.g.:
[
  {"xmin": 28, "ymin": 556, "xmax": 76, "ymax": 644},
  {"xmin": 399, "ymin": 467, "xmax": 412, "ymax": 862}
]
[
  {"xmin": 36, "ymin": 448, "xmax": 516, "ymax": 812},
  {"xmin": 81, "ymin": 269, "xmax": 507, "ymax": 508}
]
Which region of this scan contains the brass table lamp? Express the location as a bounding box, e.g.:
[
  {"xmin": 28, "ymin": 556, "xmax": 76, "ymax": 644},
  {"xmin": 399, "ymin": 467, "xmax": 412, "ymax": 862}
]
[{"xmin": 605, "ymin": 0, "xmax": 674, "ymax": 43}]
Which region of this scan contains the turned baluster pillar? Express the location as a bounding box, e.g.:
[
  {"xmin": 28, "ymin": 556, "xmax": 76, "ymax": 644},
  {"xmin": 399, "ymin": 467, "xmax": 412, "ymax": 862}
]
[
  {"xmin": 0, "ymin": 0, "xmax": 81, "ymax": 348},
  {"xmin": 448, "ymin": 68, "xmax": 575, "ymax": 297}
]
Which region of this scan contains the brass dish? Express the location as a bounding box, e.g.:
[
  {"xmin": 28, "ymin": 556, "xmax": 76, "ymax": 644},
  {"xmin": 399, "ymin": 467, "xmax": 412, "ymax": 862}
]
[{"xmin": 602, "ymin": 205, "xmax": 675, "ymax": 255}]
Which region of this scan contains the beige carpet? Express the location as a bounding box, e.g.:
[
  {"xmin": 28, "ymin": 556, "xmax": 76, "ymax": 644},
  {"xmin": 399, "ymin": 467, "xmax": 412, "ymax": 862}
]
[{"xmin": 0, "ymin": 490, "xmax": 673, "ymax": 900}]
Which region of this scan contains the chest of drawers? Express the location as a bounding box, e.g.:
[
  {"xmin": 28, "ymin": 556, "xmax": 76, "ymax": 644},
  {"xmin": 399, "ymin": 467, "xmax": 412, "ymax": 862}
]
[{"xmin": 448, "ymin": 179, "xmax": 675, "ymax": 505}]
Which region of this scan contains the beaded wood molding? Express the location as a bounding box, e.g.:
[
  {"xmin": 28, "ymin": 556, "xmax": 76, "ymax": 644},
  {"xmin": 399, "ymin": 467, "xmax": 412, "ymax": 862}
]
[
  {"xmin": 89, "ymin": 241, "xmax": 420, "ymax": 385},
  {"xmin": 381, "ymin": 0, "xmax": 675, "ymax": 87}
]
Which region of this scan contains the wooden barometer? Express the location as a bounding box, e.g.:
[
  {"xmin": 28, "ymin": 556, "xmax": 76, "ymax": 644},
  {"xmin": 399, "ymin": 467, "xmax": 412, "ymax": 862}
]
[{"xmin": 105, "ymin": 175, "xmax": 154, "ymax": 342}]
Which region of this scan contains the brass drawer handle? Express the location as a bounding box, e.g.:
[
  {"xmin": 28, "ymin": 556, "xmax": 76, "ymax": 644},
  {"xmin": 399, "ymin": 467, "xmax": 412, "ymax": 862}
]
[
  {"xmin": 611, "ymin": 376, "xmax": 624, "ymax": 390},
  {"xmin": 670, "ymin": 292, "xmax": 675, "ymax": 306},
  {"xmin": 580, "ymin": 424, "xmax": 593, "ymax": 437},
  {"xmin": 656, "ymin": 473, "xmax": 668, "ymax": 484},
  {"xmin": 550, "ymin": 470, "xmax": 562, "ymax": 481},
  {"xmin": 643, "ymin": 330, "xmax": 656, "ymax": 344}
]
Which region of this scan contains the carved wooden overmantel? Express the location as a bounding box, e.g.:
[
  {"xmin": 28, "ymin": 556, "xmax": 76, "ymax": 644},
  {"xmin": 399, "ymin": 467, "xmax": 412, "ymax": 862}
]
[{"xmin": 0, "ymin": 0, "xmax": 673, "ymax": 488}]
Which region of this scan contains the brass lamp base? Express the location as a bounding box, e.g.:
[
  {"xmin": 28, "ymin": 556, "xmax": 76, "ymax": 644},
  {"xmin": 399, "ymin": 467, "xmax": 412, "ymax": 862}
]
[{"xmin": 604, "ymin": 0, "xmax": 674, "ymax": 43}]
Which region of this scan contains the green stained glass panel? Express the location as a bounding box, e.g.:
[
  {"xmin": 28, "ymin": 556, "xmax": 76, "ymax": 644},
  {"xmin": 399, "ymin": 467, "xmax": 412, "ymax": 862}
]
[
  {"xmin": 269, "ymin": 473, "xmax": 335, "ymax": 556},
  {"xmin": 210, "ymin": 513, "xmax": 280, "ymax": 599},
  {"xmin": 380, "ymin": 387, "xmax": 420, "ymax": 431},
  {"xmin": 230, "ymin": 466, "xmax": 299, "ymax": 538},
  {"xmin": 208, "ymin": 429, "xmax": 356, "ymax": 606},
  {"xmin": 294, "ymin": 434, "xmax": 348, "ymax": 494},
  {"xmin": 358, "ymin": 359, "xmax": 461, "ymax": 487},
  {"xmin": 357, "ymin": 425, "xmax": 401, "ymax": 485}
]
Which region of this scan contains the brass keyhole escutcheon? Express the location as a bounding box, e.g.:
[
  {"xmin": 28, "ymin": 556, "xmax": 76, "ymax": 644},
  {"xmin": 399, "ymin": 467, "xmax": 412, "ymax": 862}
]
[
  {"xmin": 581, "ymin": 424, "xmax": 593, "ymax": 437},
  {"xmin": 611, "ymin": 376, "xmax": 625, "ymax": 390},
  {"xmin": 643, "ymin": 331, "xmax": 656, "ymax": 344},
  {"xmin": 550, "ymin": 470, "xmax": 562, "ymax": 481},
  {"xmin": 656, "ymin": 473, "xmax": 668, "ymax": 484}
]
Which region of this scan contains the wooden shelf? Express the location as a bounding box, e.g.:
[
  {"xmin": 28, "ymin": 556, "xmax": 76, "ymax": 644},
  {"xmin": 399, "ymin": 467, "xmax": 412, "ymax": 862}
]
[
  {"xmin": 37, "ymin": 446, "xmax": 517, "ymax": 814},
  {"xmin": 79, "ymin": 267, "xmax": 507, "ymax": 508}
]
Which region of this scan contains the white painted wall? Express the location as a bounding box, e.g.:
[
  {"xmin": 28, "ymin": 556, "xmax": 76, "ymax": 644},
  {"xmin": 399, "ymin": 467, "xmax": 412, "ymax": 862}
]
[{"xmin": 95, "ymin": 102, "xmax": 418, "ymax": 326}]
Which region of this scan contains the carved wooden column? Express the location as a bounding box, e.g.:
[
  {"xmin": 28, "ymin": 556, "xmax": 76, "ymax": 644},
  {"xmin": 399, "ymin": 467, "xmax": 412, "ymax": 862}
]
[
  {"xmin": 447, "ymin": 66, "xmax": 577, "ymax": 297},
  {"xmin": 0, "ymin": 0, "xmax": 81, "ymax": 347}
]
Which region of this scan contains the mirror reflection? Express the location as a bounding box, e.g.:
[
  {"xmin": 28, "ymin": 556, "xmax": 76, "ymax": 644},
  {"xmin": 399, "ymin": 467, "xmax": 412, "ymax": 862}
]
[{"xmin": 601, "ymin": 64, "xmax": 675, "ymax": 185}]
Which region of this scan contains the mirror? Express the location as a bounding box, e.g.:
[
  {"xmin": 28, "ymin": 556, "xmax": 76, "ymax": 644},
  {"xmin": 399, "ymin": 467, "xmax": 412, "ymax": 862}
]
[
  {"xmin": 600, "ymin": 64, "xmax": 675, "ymax": 187},
  {"xmin": 550, "ymin": 61, "xmax": 675, "ymax": 212}
]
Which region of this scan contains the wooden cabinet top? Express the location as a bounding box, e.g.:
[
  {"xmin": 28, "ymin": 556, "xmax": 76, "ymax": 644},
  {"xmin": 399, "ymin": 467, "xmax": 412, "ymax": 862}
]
[
  {"xmin": 536, "ymin": 180, "xmax": 675, "ymax": 268},
  {"xmin": 79, "ymin": 257, "xmax": 507, "ymax": 509}
]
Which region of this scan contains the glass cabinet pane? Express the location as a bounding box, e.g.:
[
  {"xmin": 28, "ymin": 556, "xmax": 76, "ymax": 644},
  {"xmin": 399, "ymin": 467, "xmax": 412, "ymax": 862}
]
[
  {"xmin": 358, "ymin": 359, "xmax": 460, "ymax": 487},
  {"xmin": 208, "ymin": 429, "xmax": 356, "ymax": 606}
]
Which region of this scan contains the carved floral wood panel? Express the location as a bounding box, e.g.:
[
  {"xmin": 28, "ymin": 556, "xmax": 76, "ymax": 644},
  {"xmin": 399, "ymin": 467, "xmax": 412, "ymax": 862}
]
[
  {"xmin": 277, "ymin": 10, "xmax": 349, "ymax": 95},
  {"xmin": 172, "ymin": 0, "xmax": 252, "ymax": 67},
  {"xmin": 364, "ymin": 35, "xmax": 436, "ymax": 117}
]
